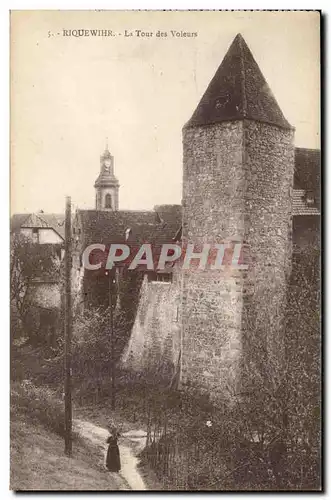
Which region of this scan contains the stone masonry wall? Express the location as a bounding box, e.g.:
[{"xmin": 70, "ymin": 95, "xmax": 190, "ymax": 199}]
[
  {"xmin": 241, "ymin": 121, "xmax": 294, "ymax": 389},
  {"xmin": 122, "ymin": 274, "xmax": 181, "ymax": 384},
  {"xmin": 181, "ymin": 120, "xmax": 294, "ymax": 401},
  {"xmin": 181, "ymin": 121, "xmax": 245, "ymax": 400}
]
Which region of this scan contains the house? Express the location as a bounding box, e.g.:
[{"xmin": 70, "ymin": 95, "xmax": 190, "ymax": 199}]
[
  {"xmin": 10, "ymin": 212, "xmax": 65, "ymax": 244},
  {"xmin": 10, "ymin": 212, "xmax": 65, "ymax": 344}
]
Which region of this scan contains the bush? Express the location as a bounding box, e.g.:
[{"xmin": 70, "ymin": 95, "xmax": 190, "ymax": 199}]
[
  {"xmin": 72, "ymin": 309, "xmax": 111, "ymax": 396},
  {"xmin": 140, "ymin": 387, "xmax": 321, "ymax": 491},
  {"xmin": 11, "ymin": 380, "xmax": 65, "ymax": 436},
  {"xmin": 71, "ymin": 307, "xmax": 132, "ymax": 402}
]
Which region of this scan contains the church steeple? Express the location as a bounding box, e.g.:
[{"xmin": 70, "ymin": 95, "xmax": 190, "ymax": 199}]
[{"xmin": 94, "ymin": 142, "xmax": 119, "ymax": 210}]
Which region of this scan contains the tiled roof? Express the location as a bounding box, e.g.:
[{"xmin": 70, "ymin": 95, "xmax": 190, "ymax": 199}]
[
  {"xmin": 185, "ymin": 33, "xmax": 292, "ymax": 130},
  {"xmin": 11, "ymin": 213, "xmax": 65, "ymax": 239},
  {"xmin": 294, "ymin": 148, "xmax": 320, "ymax": 192},
  {"xmin": 10, "ymin": 213, "xmax": 30, "ymax": 232},
  {"xmin": 77, "ymin": 205, "xmax": 182, "ymax": 247},
  {"xmin": 154, "ymin": 204, "xmax": 182, "ymax": 231},
  {"xmin": 21, "ymin": 213, "xmax": 50, "ymax": 228},
  {"xmin": 40, "ymin": 214, "xmax": 65, "ymax": 239},
  {"xmin": 292, "ymin": 189, "xmax": 320, "ymax": 216}
]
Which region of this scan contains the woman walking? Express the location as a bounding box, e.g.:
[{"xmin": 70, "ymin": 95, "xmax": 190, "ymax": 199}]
[{"xmin": 106, "ymin": 428, "xmax": 121, "ymax": 472}]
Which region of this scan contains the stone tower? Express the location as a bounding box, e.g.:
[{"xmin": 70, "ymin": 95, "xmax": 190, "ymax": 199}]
[
  {"xmin": 94, "ymin": 144, "xmax": 119, "ymax": 210},
  {"xmin": 181, "ymin": 34, "xmax": 295, "ymax": 400}
]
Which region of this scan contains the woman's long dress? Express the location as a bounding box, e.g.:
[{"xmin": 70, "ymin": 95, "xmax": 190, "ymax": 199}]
[{"xmin": 106, "ymin": 436, "xmax": 121, "ymax": 472}]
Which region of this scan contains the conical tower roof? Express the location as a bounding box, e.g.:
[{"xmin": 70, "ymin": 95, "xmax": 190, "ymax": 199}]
[{"xmin": 185, "ymin": 34, "xmax": 292, "ymax": 130}]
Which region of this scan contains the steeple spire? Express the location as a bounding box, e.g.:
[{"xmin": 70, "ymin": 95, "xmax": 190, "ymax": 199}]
[
  {"xmin": 94, "ymin": 144, "xmax": 119, "ymax": 211},
  {"xmin": 185, "ymin": 33, "xmax": 292, "ymax": 130}
]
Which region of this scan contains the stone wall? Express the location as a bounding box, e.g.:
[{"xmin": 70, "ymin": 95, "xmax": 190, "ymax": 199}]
[
  {"xmin": 122, "ymin": 273, "xmax": 181, "ymax": 384},
  {"xmin": 181, "ymin": 121, "xmax": 245, "ymax": 399},
  {"xmin": 240, "ymin": 121, "xmax": 294, "ymax": 389},
  {"xmin": 181, "ymin": 120, "xmax": 294, "ymax": 400}
]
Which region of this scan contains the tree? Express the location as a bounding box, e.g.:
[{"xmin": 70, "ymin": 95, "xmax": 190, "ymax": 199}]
[{"xmin": 10, "ymin": 233, "xmax": 61, "ymax": 343}]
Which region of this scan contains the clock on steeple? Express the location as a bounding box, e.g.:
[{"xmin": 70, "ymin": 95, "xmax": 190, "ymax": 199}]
[
  {"xmin": 104, "ymin": 158, "xmax": 111, "ymax": 173},
  {"xmin": 94, "ymin": 141, "xmax": 120, "ymax": 211}
]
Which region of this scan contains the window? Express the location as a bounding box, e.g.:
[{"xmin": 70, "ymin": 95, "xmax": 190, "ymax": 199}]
[
  {"xmin": 32, "ymin": 228, "xmax": 39, "ymax": 243},
  {"xmin": 306, "ymin": 191, "xmax": 315, "ymax": 206},
  {"xmin": 125, "ymin": 228, "xmax": 132, "ymax": 241},
  {"xmin": 105, "ymin": 193, "xmax": 112, "ymax": 209},
  {"xmin": 148, "ymin": 271, "xmax": 172, "ymax": 283},
  {"xmin": 157, "ymin": 273, "xmax": 172, "ymax": 283}
]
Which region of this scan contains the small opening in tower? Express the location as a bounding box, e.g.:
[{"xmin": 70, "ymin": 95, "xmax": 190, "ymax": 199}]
[
  {"xmin": 105, "ymin": 193, "xmax": 112, "ymax": 209},
  {"xmin": 125, "ymin": 228, "xmax": 132, "ymax": 241},
  {"xmin": 305, "ymin": 190, "xmax": 315, "ymax": 206}
]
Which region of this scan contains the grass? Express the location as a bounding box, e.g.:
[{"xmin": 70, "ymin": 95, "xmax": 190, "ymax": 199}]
[
  {"xmin": 10, "ymin": 415, "xmax": 127, "ymax": 491},
  {"xmin": 11, "ymin": 380, "xmax": 66, "ymax": 437},
  {"xmin": 11, "ymin": 343, "xmax": 63, "ymax": 386},
  {"xmin": 10, "ymin": 375, "xmax": 129, "ymax": 491},
  {"xmin": 10, "ymin": 376, "xmax": 128, "ymax": 491}
]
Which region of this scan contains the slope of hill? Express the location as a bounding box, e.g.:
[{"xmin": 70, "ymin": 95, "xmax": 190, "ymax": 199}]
[{"xmin": 10, "ymin": 415, "xmax": 128, "ymax": 491}]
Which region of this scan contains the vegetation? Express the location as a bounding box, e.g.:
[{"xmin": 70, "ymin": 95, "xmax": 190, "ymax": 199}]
[
  {"xmin": 140, "ymin": 381, "xmax": 320, "ymax": 490},
  {"xmin": 10, "ymin": 415, "xmax": 126, "ymax": 490},
  {"xmin": 10, "ymin": 234, "xmax": 320, "ymax": 491},
  {"xmin": 138, "ymin": 250, "xmax": 320, "ymax": 491},
  {"xmin": 10, "ymin": 233, "xmax": 62, "ymax": 346},
  {"xmin": 11, "ymin": 380, "xmax": 65, "ymax": 436}
]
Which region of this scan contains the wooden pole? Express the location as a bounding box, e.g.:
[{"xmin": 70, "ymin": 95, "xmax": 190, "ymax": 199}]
[
  {"xmin": 109, "ymin": 270, "xmax": 116, "ymax": 410},
  {"xmin": 64, "ymin": 196, "xmax": 73, "ymax": 456}
]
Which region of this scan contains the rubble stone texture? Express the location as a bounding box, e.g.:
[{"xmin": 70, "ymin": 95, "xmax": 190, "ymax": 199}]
[{"xmin": 181, "ymin": 34, "xmax": 295, "ymax": 399}]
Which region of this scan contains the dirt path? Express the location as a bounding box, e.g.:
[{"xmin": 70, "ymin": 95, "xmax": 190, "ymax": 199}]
[{"xmin": 74, "ymin": 419, "xmax": 147, "ymax": 491}]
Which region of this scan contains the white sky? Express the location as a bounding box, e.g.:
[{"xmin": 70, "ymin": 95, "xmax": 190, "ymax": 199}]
[{"xmin": 10, "ymin": 10, "xmax": 320, "ymax": 214}]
